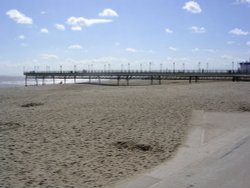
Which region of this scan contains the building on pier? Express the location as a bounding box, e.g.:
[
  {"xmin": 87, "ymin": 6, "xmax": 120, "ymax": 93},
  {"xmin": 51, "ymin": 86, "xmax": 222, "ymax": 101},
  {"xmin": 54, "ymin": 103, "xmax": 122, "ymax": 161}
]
[{"xmin": 239, "ymin": 61, "xmax": 250, "ymax": 73}]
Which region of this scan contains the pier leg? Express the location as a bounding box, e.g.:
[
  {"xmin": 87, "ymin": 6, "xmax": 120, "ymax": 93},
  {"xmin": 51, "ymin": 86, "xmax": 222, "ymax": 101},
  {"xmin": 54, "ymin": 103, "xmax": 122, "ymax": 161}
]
[
  {"xmin": 126, "ymin": 76, "xmax": 129, "ymax": 86},
  {"xmin": 158, "ymin": 76, "xmax": 161, "ymax": 85},
  {"xmin": 42, "ymin": 77, "xmax": 45, "ymax": 86},
  {"xmin": 195, "ymin": 76, "xmax": 198, "ymax": 83},
  {"xmin": 151, "ymin": 76, "xmax": 153, "ymax": 85},
  {"xmin": 89, "ymin": 76, "xmax": 91, "ymax": 83},
  {"xmin": 74, "ymin": 76, "xmax": 76, "ymax": 84},
  {"xmin": 117, "ymin": 76, "xmax": 120, "ymax": 86},
  {"xmin": 53, "ymin": 76, "xmax": 55, "ymax": 85},
  {"xmin": 64, "ymin": 77, "xmax": 66, "ymax": 84},
  {"xmin": 35, "ymin": 77, "xmax": 38, "ymax": 86},
  {"xmin": 189, "ymin": 76, "xmax": 192, "ymax": 83},
  {"xmin": 98, "ymin": 77, "xmax": 101, "ymax": 85},
  {"xmin": 25, "ymin": 76, "xmax": 27, "ymax": 87}
]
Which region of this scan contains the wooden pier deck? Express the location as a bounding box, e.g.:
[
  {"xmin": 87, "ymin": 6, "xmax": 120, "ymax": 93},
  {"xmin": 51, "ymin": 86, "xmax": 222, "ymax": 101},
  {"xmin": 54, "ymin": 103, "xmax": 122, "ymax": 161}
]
[{"xmin": 23, "ymin": 70, "xmax": 250, "ymax": 86}]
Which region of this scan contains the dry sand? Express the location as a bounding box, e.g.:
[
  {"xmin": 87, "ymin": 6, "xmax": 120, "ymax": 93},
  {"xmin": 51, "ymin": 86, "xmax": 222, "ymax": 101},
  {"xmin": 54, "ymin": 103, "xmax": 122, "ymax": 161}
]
[{"xmin": 0, "ymin": 81, "xmax": 250, "ymax": 188}]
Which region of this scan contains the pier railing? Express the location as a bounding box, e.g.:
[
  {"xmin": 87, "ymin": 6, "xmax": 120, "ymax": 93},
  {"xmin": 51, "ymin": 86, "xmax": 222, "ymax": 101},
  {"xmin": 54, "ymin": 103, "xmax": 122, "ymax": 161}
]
[{"xmin": 24, "ymin": 69, "xmax": 249, "ymax": 74}]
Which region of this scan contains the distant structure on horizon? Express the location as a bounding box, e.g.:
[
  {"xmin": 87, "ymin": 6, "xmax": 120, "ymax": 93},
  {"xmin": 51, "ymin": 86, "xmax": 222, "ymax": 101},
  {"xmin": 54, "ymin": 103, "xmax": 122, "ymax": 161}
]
[{"xmin": 239, "ymin": 60, "xmax": 250, "ymax": 73}]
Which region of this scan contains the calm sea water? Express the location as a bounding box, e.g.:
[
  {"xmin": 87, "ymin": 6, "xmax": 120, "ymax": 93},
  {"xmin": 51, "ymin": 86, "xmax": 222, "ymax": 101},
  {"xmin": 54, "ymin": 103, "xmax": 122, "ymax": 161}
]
[
  {"xmin": 0, "ymin": 76, "xmax": 25, "ymax": 88},
  {"xmin": 0, "ymin": 76, "xmax": 92, "ymax": 88}
]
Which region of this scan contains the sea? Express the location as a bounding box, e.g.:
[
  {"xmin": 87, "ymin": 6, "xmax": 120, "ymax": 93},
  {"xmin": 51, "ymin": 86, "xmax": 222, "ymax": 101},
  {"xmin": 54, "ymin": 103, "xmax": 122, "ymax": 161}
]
[
  {"xmin": 0, "ymin": 76, "xmax": 25, "ymax": 88},
  {"xmin": 0, "ymin": 75, "xmax": 93, "ymax": 88}
]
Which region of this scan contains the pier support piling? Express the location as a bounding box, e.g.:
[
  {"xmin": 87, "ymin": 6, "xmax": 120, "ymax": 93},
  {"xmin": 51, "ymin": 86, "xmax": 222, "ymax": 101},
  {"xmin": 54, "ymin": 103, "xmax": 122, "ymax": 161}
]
[
  {"xmin": 189, "ymin": 76, "xmax": 192, "ymax": 83},
  {"xmin": 98, "ymin": 77, "xmax": 101, "ymax": 85},
  {"xmin": 35, "ymin": 77, "xmax": 38, "ymax": 86},
  {"xmin": 126, "ymin": 76, "xmax": 129, "ymax": 86},
  {"xmin": 117, "ymin": 76, "xmax": 120, "ymax": 86},
  {"xmin": 151, "ymin": 76, "xmax": 153, "ymax": 85},
  {"xmin": 25, "ymin": 76, "xmax": 27, "ymax": 87},
  {"xmin": 158, "ymin": 76, "xmax": 161, "ymax": 85},
  {"xmin": 195, "ymin": 76, "xmax": 198, "ymax": 83}
]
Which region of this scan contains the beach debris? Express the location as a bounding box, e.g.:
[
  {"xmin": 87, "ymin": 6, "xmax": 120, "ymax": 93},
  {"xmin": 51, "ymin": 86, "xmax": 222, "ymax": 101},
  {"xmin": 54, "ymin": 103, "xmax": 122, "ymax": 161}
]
[
  {"xmin": 114, "ymin": 141, "xmax": 153, "ymax": 152},
  {"xmin": 21, "ymin": 102, "xmax": 44, "ymax": 108},
  {"xmin": 0, "ymin": 121, "xmax": 22, "ymax": 132},
  {"xmin": 239, "ymin": 104, "xmax": 250, "ymax": 112}
]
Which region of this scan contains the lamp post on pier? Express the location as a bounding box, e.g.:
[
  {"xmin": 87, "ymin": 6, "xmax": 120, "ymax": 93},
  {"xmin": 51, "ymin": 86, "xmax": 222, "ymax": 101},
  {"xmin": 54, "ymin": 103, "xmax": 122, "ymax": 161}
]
[{"xmin": 198, "ymin": 62, "xmax": 201, "ymax": 72}]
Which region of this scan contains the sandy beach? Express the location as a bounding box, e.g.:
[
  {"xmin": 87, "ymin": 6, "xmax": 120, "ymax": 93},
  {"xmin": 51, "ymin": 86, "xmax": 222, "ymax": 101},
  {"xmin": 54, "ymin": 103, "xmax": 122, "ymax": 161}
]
[{"xmin": 0, "ymin": 81, "xmax": 250, "ymax": 188}]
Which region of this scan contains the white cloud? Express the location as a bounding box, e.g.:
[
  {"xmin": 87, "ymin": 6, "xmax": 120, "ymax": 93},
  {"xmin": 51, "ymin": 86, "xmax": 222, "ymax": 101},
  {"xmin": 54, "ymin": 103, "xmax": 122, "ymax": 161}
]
[
  {"xmin": 234, "ymin": 0, "xmax": 250, "ymax": 4},
  {"xmin": 6, "ymin": 9, "xmax": 33, "ymax": 24},
  {"xmin": 192, "ymin": 48, "xmax": 200, "ymax": 52},
  {"xmin": 126, "ymin": 48, "xmax": 137, "ymax": 53},
  {"xmin": 54, "ymin": 24, "xmax": 65, "ymax": 31},
  {"xmin": 189, "ymin": 26, "xmax": 206, "ymax": 33},
  {"xmin": 221, "ymin": 55, "xmax": 233, "ymax": 60},
  {"xmin": 99, "ymin": 8, "xmax": 118, "ymax": 17},
  {"xmin": 165, "ymin": 28, "xmax": 173, "ymax": 34},
  {"xmin": 229, "ymin": 28, "xmax": 249, "ymax": 35},
  {"xmin": 66, "ymin": 17, "xmax": 112, "ymax": 30},
  {"xmin": 40, "ymin": 11, "xmax": 47, "ymax": 15},
  {"xmin": 246, "ymin": 41, "xmax": 250, "ymax": 46},
  {"xmin": 204, "ymin": 49, "xmax": 215, "ymax": 53},
  {"xmin": 71, "ymin": 26, "xmax": 82, "ymax": 31},
  {"xmin": 68, "ymin": 44, "xmax": 83, "ymax": 49},
  {"xmin": 192, "ymin": 48, "xmax": 215, "ymax": 53},
  {"xmin": 40, "ymin": 28, "xmax": 49, "ymax": 33},
  {"xmin": 168, "ymin": 46, "xmax": 178, "ymax": 51},
  {"xmin": 40, "ymin": 54, "xmax": 59, "ymax": 60},
  {"xmin": 19, "ymin": 35, "xmax": 25, "ymax": 40},
  {"xmin": 227, "ymin": 41, "xmax": 235, "ymax": 45},
  {"xmin": 183, "ymin": 1, "xmax": 202, "ymax": 13}
]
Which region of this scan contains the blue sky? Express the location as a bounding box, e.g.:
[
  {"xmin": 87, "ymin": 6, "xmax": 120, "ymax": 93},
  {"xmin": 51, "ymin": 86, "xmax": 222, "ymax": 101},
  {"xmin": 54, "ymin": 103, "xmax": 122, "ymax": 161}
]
[{"xmin": 1, "ymin": 0, "xmax": 250, "ymax": 75}]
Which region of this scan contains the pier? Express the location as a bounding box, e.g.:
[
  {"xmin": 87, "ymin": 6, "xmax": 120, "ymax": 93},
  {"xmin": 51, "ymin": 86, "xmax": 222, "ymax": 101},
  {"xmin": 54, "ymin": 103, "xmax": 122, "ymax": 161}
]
[{"xmin": 23, "ymin": 70, "xmax": 250, "ymax": 87}]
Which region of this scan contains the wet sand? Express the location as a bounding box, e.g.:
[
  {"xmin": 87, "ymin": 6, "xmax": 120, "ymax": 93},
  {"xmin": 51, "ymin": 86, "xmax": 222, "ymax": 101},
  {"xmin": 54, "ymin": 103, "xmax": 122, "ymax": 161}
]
[{"xmin": 0, "ymin": 81, "xmax": 249, "ymax": 188}]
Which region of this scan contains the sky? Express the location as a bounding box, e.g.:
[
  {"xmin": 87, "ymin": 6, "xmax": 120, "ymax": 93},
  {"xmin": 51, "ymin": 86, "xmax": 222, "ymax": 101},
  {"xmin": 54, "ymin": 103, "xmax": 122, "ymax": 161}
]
[{"xmin": 1, "ymin": 0, "xmax": 250, "ymax": 75}]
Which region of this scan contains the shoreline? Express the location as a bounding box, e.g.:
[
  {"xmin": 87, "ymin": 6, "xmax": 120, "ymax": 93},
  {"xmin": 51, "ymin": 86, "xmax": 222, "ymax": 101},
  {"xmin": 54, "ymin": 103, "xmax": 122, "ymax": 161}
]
[{"xmin": 0, "ymin": 82, "xmax": 250, "ymax": 187}]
